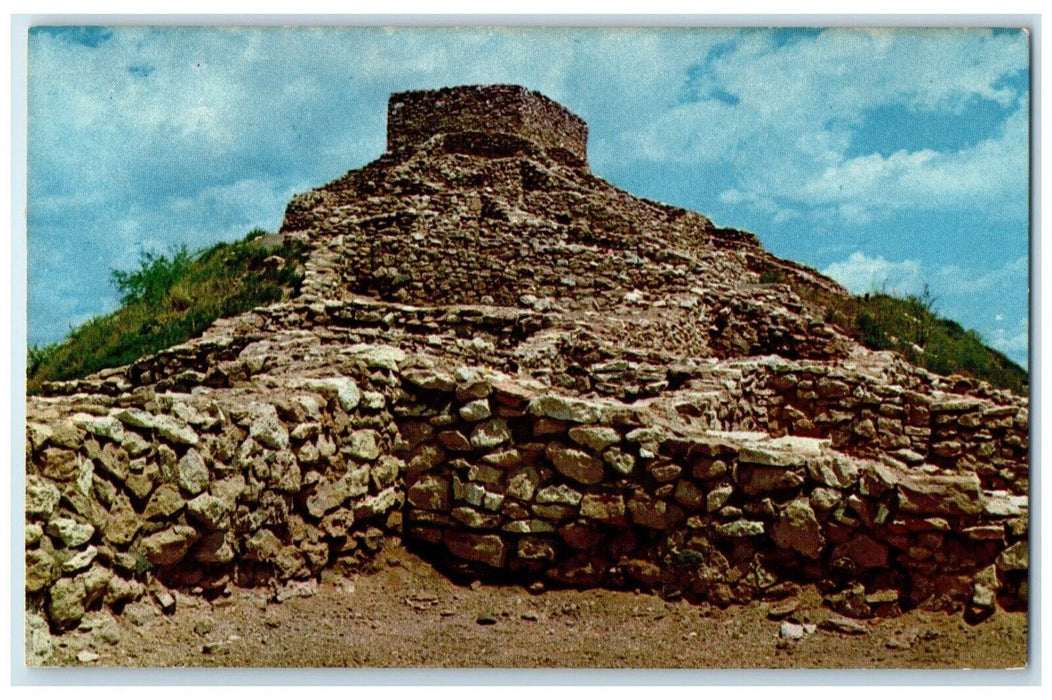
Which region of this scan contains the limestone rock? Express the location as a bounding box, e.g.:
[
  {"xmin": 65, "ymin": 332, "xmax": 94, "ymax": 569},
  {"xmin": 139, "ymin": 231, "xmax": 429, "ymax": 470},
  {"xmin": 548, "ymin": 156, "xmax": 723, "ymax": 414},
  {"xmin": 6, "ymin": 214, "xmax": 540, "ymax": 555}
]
[
  {"xmin": 177, "ymin": 448, "xmax": 210, "ymax": 495},
  {"xmin": 459, "ymin": 399, "xmax": 492, "ymax": 422},
  {"xmin": 143, "ymin": 483, "xmax": 185, "ymax": 521},
  {"xmin": 304, "ymin": 376, "xmax": 362, "ymax": 411},
  {"xmin": 603, "ymin": 447, "xmax": 636, "ymax": 476},
  {"xmin": 528, "ymin": 395, "xmax": 607, "ymax": 424},
  {"xmin": 249, "ymin": 405, "xmax": 289, "ymax": 450},
  {"xmin": 186, "ymin": 493, "xmax": 230, "ymax": 530},
  {"xmin": 141, "ymin": 525, "xmax": 200, "ymax": 566},
  {"xmin": 580, "ymin": 493, "xmax": 626, "ymax": 524},
  {"xmin": 444, "ymin": 531, "xmax": 507, "ymax": 568},
  {"xmin": 25, "ymin": 611, "xmax": 54, "ymax": 665},
  {"xmin": 997, "ymin": 542, "xmax": 1028, "ymax": 572},
  {"xmin": 470, "ymin": 419, "xmax": 512, "ymax": 449},
  {"xmin": 407, "ymin": 476, "xmax": 452, "ymax": 511},
  {"xmin": 26, "ymin": 475, "xmax": 61, "ymax": 519},
  {"xmin": 26, "ymin": 549, "xmax": 56, "ymax": 593},
  {"xmin": 345, "ymin": 429, "xmax": 381, "ymax": 461},
  {"xmin": 568, "ymin": 426, "xmax": 621, "ymax": 452},
  {"xmin": 48, "ymin": 576, "xmax": 87, "ymax": 630},
  {"xmin": 772, "ymin": 498, "xmax": 824, "ymax": 559},
  {"xmin": 546, "ymin": 443, "xmax": 604, "ymax": 485}
]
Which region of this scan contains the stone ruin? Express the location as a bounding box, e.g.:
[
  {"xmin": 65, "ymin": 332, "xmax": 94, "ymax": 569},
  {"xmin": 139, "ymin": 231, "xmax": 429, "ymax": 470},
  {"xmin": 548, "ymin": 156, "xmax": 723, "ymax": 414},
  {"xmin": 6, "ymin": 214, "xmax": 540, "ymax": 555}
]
[{"xmin": 25, "ymin": 85, "xmax": 1029, "ymax": 648}]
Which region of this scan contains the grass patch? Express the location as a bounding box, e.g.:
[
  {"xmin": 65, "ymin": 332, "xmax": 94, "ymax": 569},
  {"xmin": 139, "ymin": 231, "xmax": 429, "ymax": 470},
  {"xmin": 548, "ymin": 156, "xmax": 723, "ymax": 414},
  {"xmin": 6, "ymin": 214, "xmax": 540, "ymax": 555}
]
[
  {"xmin": 811, "ymin": 285, "xmax": 1027, "ymax": 395},
  {"xmin": 27, "ymin": 228, "xmax": 305, "ymax": 394}
]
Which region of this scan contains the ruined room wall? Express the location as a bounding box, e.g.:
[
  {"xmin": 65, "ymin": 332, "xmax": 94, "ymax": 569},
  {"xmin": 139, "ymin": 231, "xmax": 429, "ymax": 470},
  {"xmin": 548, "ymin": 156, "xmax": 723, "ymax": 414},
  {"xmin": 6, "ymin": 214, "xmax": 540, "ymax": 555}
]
[
  {"xmin": 387, "ymin": 85, "xmax": 589, "ymax": 165},
  {"xmin": 395, "ymin": 367, "xmax": 1028, "ymax": 619}
]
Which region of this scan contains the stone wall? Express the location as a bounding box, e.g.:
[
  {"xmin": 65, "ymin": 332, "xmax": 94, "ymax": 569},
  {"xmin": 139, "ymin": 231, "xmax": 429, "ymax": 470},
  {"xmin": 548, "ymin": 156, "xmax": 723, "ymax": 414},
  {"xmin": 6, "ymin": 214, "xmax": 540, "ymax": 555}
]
[
  {"xmin": 26, "ymin": 371, "xmax": 406, "ymax": 632},
  {"xmin": 387, "ymin": 85, "xmax": 589, "ymax": 166},
  {"xmin": 26, "ymin": 345, "xmax": 1028, "ymax": 633},
  {"xmin": 395, "ymin": 368, "xmax": 1028, "ymax": 621}
]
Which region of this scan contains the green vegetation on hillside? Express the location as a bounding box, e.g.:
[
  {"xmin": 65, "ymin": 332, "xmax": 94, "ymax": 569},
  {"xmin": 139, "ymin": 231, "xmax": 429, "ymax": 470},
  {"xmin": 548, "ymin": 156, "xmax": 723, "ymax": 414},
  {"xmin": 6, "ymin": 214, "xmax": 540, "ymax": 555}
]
[
  {"xmin": 27, "ymin": 229, "xmax": 305, "ymax": 394},
  {"xmin": 819, "ymin": 286, "xmax": 1028, "ymax": 395}
]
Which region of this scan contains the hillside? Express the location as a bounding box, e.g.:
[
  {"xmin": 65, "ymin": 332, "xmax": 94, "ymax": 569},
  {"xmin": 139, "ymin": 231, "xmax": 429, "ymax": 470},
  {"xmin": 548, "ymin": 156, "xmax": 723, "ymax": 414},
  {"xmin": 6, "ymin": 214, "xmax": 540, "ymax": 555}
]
[{"xmin": 27, "ymin": 230, "xmax": 306, "ymax": 394}]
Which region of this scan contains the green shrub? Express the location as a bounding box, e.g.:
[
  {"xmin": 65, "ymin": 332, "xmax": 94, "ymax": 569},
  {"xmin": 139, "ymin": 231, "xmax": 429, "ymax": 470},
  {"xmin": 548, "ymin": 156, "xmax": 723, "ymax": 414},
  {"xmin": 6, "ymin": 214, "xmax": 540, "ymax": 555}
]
[
  {"xmin": 759, "ymin": 269, "xmax": 784, "ymax": 284},
  {"xmin": 27, "ymin": 229, "xmax": 306, "ymax": 394}
]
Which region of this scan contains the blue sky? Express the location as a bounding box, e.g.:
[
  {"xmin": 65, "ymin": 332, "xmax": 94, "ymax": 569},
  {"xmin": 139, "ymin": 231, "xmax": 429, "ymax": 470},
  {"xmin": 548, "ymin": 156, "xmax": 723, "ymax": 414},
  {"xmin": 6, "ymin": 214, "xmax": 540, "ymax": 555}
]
[{"xmin": 26, "ymin": 26, "xmax": 1030, "ymax": 367}]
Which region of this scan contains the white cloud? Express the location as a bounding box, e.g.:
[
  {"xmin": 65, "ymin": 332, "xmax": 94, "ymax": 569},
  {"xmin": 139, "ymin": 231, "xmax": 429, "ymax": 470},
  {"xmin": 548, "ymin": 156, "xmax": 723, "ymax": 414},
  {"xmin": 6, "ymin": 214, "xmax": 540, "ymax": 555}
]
[
  {"xmin": 612, "ymin": 28, "xmax": 1028, "ymax": 226},
  {"xmin": 987, "ymin": 316, "xmax": 1029, "ymax": 364},
  {"xmin": 822, "ymin": 252, "xmax": 924, "ymax": 296},
  {"xmin": 934, "ymin": 256, "xmax": 1029, "ymax": 295}
]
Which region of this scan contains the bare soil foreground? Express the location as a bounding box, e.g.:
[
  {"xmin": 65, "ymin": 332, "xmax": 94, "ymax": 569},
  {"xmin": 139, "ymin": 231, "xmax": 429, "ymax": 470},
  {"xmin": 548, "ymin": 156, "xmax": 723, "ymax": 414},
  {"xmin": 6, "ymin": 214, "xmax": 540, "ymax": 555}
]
[{"xmin": 32, "ymin": 541, "xmax": 1027, "ymax": 671}]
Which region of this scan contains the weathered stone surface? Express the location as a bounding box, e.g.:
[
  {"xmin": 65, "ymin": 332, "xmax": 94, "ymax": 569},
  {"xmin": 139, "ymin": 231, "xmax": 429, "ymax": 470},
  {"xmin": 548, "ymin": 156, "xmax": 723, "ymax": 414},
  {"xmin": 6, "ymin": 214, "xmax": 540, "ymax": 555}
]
[
  {"xmin": 193, "ymin": 532, "xmax": 236, "ymax": 565},
  {"xmin": 528, "ymin": 395, "xmax": 606, "ymax": 424},
  {"xmin": 772, "ymin": 498, "xmax": 824, "ymax": 559},
  {"xmin": 997, "ymin": 542, "xmax": 1028, "ymax": 572},
  {"xmin": 451, "ymin": 506, "xmax": 500, "ymax": 529},
  {"xmin": 102, "ymin": 494, "xmax": 141, "ymax": 546},
  {"xmin": 438, "ymin": 430, "xmax": 472, "ymax": 452},
  {"xmin": 568, "ymin": 426, "xmax": 621, "ymax": 452},
  {"xmin": 444, "ymin": 531, "xmax": 507, "ymax": 567},
  {"xmin": 603, "ymin": 447, "xmax": 636, "ymax": 476},
  {"xmin": 507, "ymin": 467, "xmax": 540, "ymax": 501},
  {"xmin": 407, "ymin": 475, "xmax": 452, "ymax": 511},
  {"xmin": 673, "ymin": 480, "xmax": 706, "ymax": 510},
  {"xmin": 470, "ymin": 419, "xmax": 512, "ymax": 449},
  {"xmin": 304, "ymin": 377, "xmax": 362, "ymax": 411},
  {"xmin": 403, "ymin": 368, "xmax": 456, "ymax": 393},
  {"xmin": 580, "ymin": 493, "xmax": 626, "ymax": 524},
  {"xmin": 26, "ymin": 549, "xmax": 56, "ymax": 593},
  {"xmin": 152, "ymin": 414, "xmax": 200, "ymax": 446},
  {"xmin": 739, "ymin": 465, "xmax": 805, "ymax": 495},
  {"xmin": 40, "ymin": 448, "xmax": 79, "ymax": 481},
  {"xmin": 249, "ymin": 406, "xmax": 289, "ymax": 450},
  {"xmin": 355, "ymin": 487, "xmax": 400, "ymax": 519},
  {"xmin": 346, "ymin": 429, "xmax": 381, "ymax": 461},
  {"xmin": 715, "ymin": 520, "xmax": 765, "ymax": 537},
  {"xmin": 832, "ymin": 534, "xmax": 888, "ymax": 570},
  {"xmin": 45, "ymin": 518, "xmax": 95, "ymax": 548},
  {"xmin": 141, "ymin": 525, "xmax": 199, "ymax": 566},
  {"xmin": 143, "ymin": 483, "xmax": 186, "ymax": 520},
  {"xmin": 863, "ymin": 463, "xmax": 983, "ymax": 516},
  {"xmin": 707, "ymin": 484, "xmax": 734, "ymax": 512},
  {"xmin": 177, "ymin": 448, "xmax": 210, "ymax": 495},
  {"xmin": 61, "ymin": 545, "xmax": 98, "ymax": 573},
  {"xmin": 546, "ymin": 444, "xmax": 604, "ymax": 485},
  {"xmin": 459, "ymin": 399, "xmax": 492, "ymax": 423},
  {"xmin": 25, "ymin": 611, "xmax": 53, "ymax": 665},
  {"xmin": 517, "ymin": 536, "xmax": 556, "ymax": 560},
  {"xmin": 26, "ymin": 475, "xmax": 61, "ymax": 519},
  {"xmin": 535, "ymin": 484, "xmax": 583, "ymax": 506},
  {"xmin": 807, "ymin": 454, "xmax": 860, "ymax": 490},
  {"xmin": 48, "ymin": 576, "xmax": 87, "ymax": 629},
  {"xmin": 628, "ymin": 494, "xmax": 677, "ymax": 530},
  {"xmin": 187, "ymin": 493, "xmax": 230, "ymax": 530},
  {"xmin": 73, "ymin": 413, "xmax": 125, "ymax": 443},
  {"xmin": 740, "ymin": 436, "xmax": 825, "ymax": 468}
]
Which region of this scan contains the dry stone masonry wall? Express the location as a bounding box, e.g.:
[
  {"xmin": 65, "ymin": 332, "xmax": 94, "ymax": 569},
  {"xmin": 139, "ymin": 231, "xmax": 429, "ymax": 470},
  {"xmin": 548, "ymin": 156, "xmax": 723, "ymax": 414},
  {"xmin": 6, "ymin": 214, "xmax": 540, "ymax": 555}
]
[
  {"xmin": 26, "ymin": 85, "xmax": 1028, "ymax": 642},
  {"xmin": 387, "ymin": 85, "xmax": 589, "ymax": 166}
]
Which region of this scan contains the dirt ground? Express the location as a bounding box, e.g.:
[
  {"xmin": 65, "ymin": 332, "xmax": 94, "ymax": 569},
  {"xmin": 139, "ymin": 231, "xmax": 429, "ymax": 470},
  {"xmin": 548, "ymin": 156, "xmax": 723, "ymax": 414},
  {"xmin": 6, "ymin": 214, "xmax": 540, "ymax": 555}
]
[{"xmin": 31, "ymin": 541, "xmax": 1028, "ymax": 671}]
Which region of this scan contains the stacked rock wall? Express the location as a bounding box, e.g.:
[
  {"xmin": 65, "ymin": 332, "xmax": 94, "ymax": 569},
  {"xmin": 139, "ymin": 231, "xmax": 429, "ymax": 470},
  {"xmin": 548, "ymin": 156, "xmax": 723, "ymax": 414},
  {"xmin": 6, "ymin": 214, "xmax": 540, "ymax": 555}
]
[
  {"xmin": 26, "ymin": 371, "xmax": 406, "ymax": 632},
  {"xmin": 394, "ymin": 368, "xmax": 1028, "ymax": 620},
  {"xmin": 26, "ymin": 345, "xmax": 1028, "ymax": 633},
  {"xmin": 387, "ymin": 85, "xmax": 588, "ymax": 165}
]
